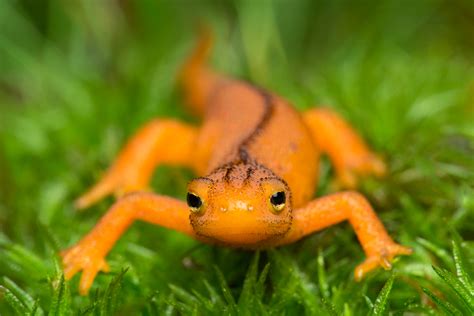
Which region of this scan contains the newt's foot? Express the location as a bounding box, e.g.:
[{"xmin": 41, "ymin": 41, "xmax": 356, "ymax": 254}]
[
  {"xmin": 61, "ymin": 243, "xmax": 110, "ymax": 295},
  {"xmin": 354, "ymin": 243, "xmax": 412, "ymax": 281},
  {"xmin": 336, "ymin": 154, "xmax": 387, "ymax": 189}
]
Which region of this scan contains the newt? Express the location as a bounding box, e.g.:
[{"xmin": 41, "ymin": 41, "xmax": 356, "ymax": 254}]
[{"xmin": 62, "ymin": 32, "xmax": 411, "ymax": 295}]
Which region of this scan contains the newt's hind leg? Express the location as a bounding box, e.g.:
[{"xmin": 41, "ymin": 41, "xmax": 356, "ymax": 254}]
[
  {"xmin": 280, "ymin": 192, "xmax": 411, "ymax": 280},
  {"xmin": 75, "ymin": 119, "xmax": 197, "ymax": 209},
  {"xmin": 303, "ymin": 108, "xmax": 386, "ymax": 188}
]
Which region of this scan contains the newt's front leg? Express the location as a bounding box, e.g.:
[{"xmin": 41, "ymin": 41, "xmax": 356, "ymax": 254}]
[
  {"xmin": 75, "ymin": 119, "xmax": 197, "ymax": 209},
  {"xmin": 281, "ymin": 192, "xmax": 411, "ymax": 279},
  {"xmin": 62, "ymin": 192, "xmax": 195, "ymax": 295}
]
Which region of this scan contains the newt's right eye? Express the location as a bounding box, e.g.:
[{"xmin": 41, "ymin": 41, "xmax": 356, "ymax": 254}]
[{"xmin": 187, "ymin": 192, "xmax": 203, "ymax": 213}]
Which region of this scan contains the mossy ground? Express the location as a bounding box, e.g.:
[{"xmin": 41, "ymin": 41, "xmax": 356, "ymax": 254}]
[{"xmin": 0, "ymin": 0, "xmax": 473, "ymax": 315}]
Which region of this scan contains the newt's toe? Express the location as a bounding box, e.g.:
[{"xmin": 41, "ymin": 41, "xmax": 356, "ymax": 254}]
[
  {"xmin": 354, "ymin": 243, "xmax": 412, "ymax": 281},
  {"xmin": 61, "ymin": 244, "xmax": 110, "ymax": 295}
]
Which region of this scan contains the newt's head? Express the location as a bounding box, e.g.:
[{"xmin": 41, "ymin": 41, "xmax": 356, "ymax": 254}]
[{"xmin": 187, "ymin": 162, "xmax": 292, "ymax": 247}]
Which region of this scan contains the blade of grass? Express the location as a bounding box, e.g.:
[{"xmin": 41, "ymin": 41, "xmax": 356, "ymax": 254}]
[
  {"xmin": 451, "ymin": 239, "xmax": 474, "ymax": 296},
  {"xmin": 432, "ymin": 266, "xmax": 474, "ymax": 311},
  {"xmin": 370, "ymin": 274, "xmax": 395, "ymax": 316},
  {"xmin": 422, "ymin": 287, "xmax": 463, "ymax": 316},
  {"xmin": 213, "ymin": 265, "xmax": 237, "ymax": 310},
  {"xmin": 47, "ymin": 273, "xmax": 70, "ymax": 316}
]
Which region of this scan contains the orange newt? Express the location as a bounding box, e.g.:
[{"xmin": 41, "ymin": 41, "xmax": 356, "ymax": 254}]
[{"xmin": 62, "ymin": 33, "xmax": 411, "ymax": 295}]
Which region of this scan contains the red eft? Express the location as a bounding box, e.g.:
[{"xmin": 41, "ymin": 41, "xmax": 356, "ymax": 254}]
[{"xmin": 62, "ymin": 33, "xmax": 411, "ymax": 295}]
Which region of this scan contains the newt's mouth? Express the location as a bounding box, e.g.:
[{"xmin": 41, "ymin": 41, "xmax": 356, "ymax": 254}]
[
  {"xmin": 195, "ymin": 230, "xmax": 289, "ymax": 248},
  {"xmin": 190, "ymin": 215, "xmax": 292, "ymax": 246}
]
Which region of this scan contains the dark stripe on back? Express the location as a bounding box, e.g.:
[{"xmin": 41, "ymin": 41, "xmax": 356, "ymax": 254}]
[
  {"xmin": 208, "ymin": 82, "xmax": 277, "ymax": 178},
  {"xmin": 237, "ymin": 86, "xmax": 274, "ymax": 163}
]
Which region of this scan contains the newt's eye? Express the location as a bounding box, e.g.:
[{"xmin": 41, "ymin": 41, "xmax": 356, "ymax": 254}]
[
  {"xmin": 187, "ymin": 192, "xmax": 203, "ymax": 213},
  {"xmin": 270, "ymin": 191, "xmax": 286, "ymax": 213}
]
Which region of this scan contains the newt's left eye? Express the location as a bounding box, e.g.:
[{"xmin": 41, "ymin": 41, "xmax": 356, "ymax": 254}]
[
  {"xmin": 270, "ymin": 191, "xmax": 286, "ymax": 213},
  {"xmin": 187, "ymin": 192, "xmax": 203, "ymax": 213}
]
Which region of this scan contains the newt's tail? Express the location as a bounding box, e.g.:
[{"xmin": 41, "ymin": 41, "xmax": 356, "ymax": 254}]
[{"xmin": 179, "ymin": 28, "xmax": 221, "ymax": 116}]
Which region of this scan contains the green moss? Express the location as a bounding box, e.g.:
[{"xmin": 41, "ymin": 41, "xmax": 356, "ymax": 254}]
[{"xmin": 0, "ymin": 0, "xmax": 473, "ymax": 314}]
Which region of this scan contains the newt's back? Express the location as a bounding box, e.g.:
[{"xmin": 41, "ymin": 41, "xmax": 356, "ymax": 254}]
[{"xmin": 193, "ymin": 80, "xmax": 319, "ymax": 208}]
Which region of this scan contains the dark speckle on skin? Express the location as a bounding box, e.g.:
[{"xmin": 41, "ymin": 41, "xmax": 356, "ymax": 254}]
[{"xmin": 244, "ymin": 165, "xmax": 254, "ymax": 183}]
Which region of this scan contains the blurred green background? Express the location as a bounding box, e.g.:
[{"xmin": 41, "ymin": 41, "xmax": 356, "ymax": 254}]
[{"xmin": 0, "ymin": 0, "xmax": 473, "ymax": 314}]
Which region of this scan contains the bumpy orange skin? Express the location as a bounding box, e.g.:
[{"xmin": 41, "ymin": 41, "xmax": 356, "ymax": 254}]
[{"xmin": 62, "ymin": 33, "xmax": 411, "ymax": 295}]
